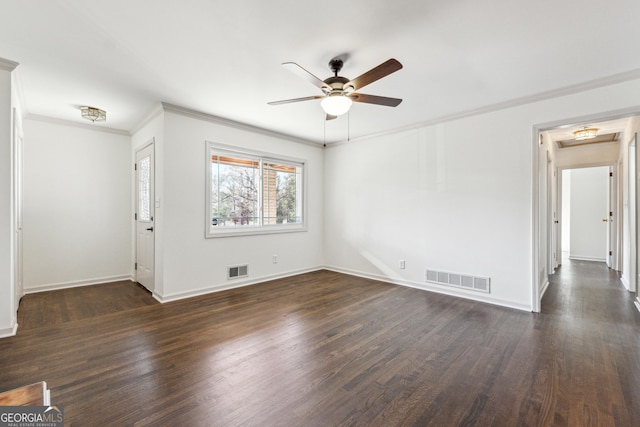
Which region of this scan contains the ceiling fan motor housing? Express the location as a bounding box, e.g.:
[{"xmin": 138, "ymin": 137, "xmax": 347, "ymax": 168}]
[{"xmin": 323, "ymin": 75, "xmax": 351, "ymax": 95}]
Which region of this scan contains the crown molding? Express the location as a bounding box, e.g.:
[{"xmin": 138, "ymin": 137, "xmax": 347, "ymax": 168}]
[
  {"xmin": 0, "ymin": 57, "xmax": 19, "ymax": 72},
  {"xmin": 129, "ymin": 103, "xmax": 164, "ymax": 135},
  {"xmin": 25, "ymin": 114, "xmax": 130, "ymax": 136},
  {"xmin": 161, "ymin": 102, "xmax": 323, "ymax": 148},
  {"xmin": 327, "ymin": 67, "xmax": 640, "ymax": 147}
]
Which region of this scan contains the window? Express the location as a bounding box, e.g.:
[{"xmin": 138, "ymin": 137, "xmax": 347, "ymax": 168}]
[{"xmin": 206, "ymin": 142, "xmax": 305, "ymax": 237}]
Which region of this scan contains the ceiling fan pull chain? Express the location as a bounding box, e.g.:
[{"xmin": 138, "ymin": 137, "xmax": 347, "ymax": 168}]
[{"xmin": 323, "ymin": 114, "xmax": 327, "ymax": 147}]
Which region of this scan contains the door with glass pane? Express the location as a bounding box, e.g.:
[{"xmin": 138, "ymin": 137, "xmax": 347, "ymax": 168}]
[{"xmin": 136, "ymin": 143, "xmax": 154, "ymax": 291}]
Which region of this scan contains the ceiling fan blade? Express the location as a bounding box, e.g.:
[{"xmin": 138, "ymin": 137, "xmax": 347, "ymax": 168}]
[
  {"xmin": 344, "ymin": 59, "xmax": 403, "ymax": 92},
  {"xmin": 282, "ymin": 62, "xmax": 332, "ymax": 93},
  {"xmin": 268, "ymin": 95, "xmax": 323, "ymax": 106},
  {"xmin": 326, "ymin": 114, "xmax": 337, "ymax": 121},
  {"xmin": 349, "ymin": 93, "xmax": 402, "ymax": 107}
]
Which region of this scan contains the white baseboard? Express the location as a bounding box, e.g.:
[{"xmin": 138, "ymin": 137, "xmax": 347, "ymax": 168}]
[
  {"xmin": 621, "ymin": 275, "xmax": 631, "ymax": 291},
  {"xmin": 24, "ymin": 275, "xmax": 134, "ymax": 294},
  {"xmin": 324, "ymin": 265, "xmax": 532, "ymax": 312},
  {"xmin": 153, "ymin": 266, "xmax": 324, "ymax": 303},
  {"xmin": 539, "ymin": 277, "xmax": 550, "ymax": 299},
  {"xmin": 16, "ymin": 266, "xmax": 533, "ymax": 312},
  {"xmin": 0, "ymin": 323, "xmax": 18, "ymax": 338},
  {"xmin": 568, "ymin": 255, "xmax": 606, "ymax": 262}
]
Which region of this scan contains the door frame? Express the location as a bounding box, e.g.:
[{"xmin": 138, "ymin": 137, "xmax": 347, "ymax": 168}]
[
  {"xmin": 557, "ymin": 165, "xmax": 615, "ymax": 262},
  {"xmin": 135, "ymin": 139, "xmax": 155, "ymax": 292},
  {"xmin": 532, "ymin": 108, "xmax": 640, "ymax": 312},
  {"xmin": 12, "ymin": 107, "xmax": 23, "ymax": 317}
]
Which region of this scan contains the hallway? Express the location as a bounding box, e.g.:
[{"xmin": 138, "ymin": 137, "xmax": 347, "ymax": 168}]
[{"xmin": 538, "ymin": 257, "xmax": 640, "ymax": 424}]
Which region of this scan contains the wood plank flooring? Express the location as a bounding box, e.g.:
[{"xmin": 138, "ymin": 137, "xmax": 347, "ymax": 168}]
[{"xmin": 1, "ymin": 262, "xmax": 639, "ymax": 426}]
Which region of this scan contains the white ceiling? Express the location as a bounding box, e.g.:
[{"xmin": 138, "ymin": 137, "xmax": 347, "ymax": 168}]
[{"xmin": 2, "ymin": 0, "xmax": 640, "ymax": 144}]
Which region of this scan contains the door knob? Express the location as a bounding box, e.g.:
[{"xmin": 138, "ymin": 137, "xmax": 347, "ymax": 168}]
[
  {"xmin": 146, "ymin": 227, "xmax": 154, "ymax": 231},
  {"xmin": 602, "ymin": 219, "xmax": 608, "ymax": 223}
]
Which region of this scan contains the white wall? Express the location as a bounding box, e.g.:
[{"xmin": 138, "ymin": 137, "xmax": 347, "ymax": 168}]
[
  {"xmin": 22, "ymin": 119, "xmax": 132, "ymax": 291},
  {"xmin": 132, "ymin": 107, "xmax": 325, "ymax": 301},
  {"xmin": 325, "ymin": 78, "xmax": 640, "ymax": 311},
  {"xmin": 568, "ymin": 167, "xmax": 608, "ymax": 261}
]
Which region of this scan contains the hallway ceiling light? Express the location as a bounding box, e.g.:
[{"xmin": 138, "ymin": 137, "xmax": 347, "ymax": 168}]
[
  {"xmin": 80, "ymin": 106, "xmax": 106, "ymax": 122},
  {"xmin": 573, "ymin": 126, "xmax": 598, "ymax": 140}
]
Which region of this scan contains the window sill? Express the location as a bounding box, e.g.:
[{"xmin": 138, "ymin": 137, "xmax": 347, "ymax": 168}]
[{"xmin": 206, "ymin": 224, "xmax": 307, "ymax": 238}]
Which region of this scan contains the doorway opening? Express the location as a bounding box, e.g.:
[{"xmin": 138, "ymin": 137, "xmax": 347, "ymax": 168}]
[
  {"xmin": 560, "ymin": 166, "xmax": 610, "ymax": 263},
  {"xmin": 533, "ymin": 112, "xmax": 640, "ymax": 312}
]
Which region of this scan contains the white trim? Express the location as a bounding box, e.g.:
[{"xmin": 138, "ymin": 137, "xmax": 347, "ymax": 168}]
[
  {"xmin": 24, "ymin": 114, "xmax": 130, "ymax": 136},
  {"xmin": 152, "ymin": 266, "xmax": 323, "ymax": 303},
  {"xmin": 11, "ymin": 266, "xmax": 534, "ymax": 312},
  {"xmin": 24, "ymin": 275, "xmax": 133, "ymax": 294},
  {"xmin": 634, "ymin": 298, "xmax": 640, "ymax": 313},
  {"xmin": 205, "ymin": 142, "xmax": 308, "ymax": 238},
  {"xmin": 0, "ymin": 323, "xmax": 18, "ymax": 338},
  {"xmin": 621, "ymin": 274, "xmax": 631, "ymax": 290},
  {"xmin": 532, "ymin": 128, "xmax": 541, "ymax": 313},
  {"xmin": 539, "ymin": 277, "xmax": 550, "ymax": 299},
  {"xmin": 328, "ymin": 69, "xmax": 640, "ymax": 147},
  {"xmin": 536, "ymin": 107, "xmax": 640, "ymax": 133},
  {"xmin": 11, "ymin": 67, "xmax": 27, "ymax": 116},
  {"xmin": 568, "ymin": 255, "xmax": 607, "ymax": 262},
  {"xmin": 533, "ymin": 108, "xmax": 640, "ymax": 314},
  {"xmin": 324, "ymin": 265, "xmax": 532, "ymax": 312},
  {"xmin": 0, "ymin": 58, "xmax": 19, "ymax": 72},
  {"xmin": 162, "ymin": 102, "xmax": 321, "ymax": 147},
  {"xmin": 130, "ymin": 104, "xmax": 164, "ymax": 135}
]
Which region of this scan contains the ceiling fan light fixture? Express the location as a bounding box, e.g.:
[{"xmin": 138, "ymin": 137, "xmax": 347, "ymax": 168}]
[
  {"xmin": 321, "ymin": 94, "xmax": 352, "ymax": 116},
  {"xmin": 573, "ymin": 126, "xmax": 598, "ymax": 140},
  {"xmin": 80, "ymin": 106, "xmax": 107, "ymax": 122}
]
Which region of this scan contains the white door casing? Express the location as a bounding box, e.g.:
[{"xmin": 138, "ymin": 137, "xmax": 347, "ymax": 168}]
[
  {"xmin": 135, "ymin": 143, "xmax": 155, "ymax": 291},
  {"xmin": 607, "ymin": 166, "xmax": 615, "ymax": 269},
  {"xmin": 13, "ymin": 111, "xmax": 23, "ymax": 311}
]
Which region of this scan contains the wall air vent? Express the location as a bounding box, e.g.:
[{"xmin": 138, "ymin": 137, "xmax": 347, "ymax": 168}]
[
  {"xmin": 425, "ymin": 268, "xmax": 490, "ymax": 293},
  {"xmin": 228, "ymin": 264, "xmax": 248, "ymax": 279}
]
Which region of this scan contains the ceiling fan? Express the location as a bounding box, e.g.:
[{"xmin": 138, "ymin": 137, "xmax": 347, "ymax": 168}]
[{"xmin": 268, "ymin": 58, "xmax": 403, "ymax": 120}]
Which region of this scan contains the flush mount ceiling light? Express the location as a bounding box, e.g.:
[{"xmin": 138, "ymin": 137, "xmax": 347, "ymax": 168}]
[
  {"xmin": 573, "ymin": 126, "xmax": 598, "ymax": 140},
  {"xmin": 80, "ymin": 106, "xmax": 106, "ymax": 122}
]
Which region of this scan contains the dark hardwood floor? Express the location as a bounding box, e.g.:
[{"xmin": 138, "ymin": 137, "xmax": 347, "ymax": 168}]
[{"xmin": 1, "ymin": 262, "xmax": 639, "ymax": 426}]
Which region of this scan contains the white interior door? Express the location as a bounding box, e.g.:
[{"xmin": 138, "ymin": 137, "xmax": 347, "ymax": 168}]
[
  {"xmin": 136, "ymin": 143, "xmax": 155, "ymax": 291},
  {"xmin": 569, "ymin": 167, "xmax": 609, "ymax": 262}
]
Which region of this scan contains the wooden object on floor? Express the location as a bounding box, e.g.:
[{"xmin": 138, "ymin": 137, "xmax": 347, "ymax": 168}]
[
  {"xmin": 0, "ymin": 381, "xmax": 49, "ymax": 406},
  {"xmin": 1, "ymin": 264, "xmax": 640, "ymax": 425}
]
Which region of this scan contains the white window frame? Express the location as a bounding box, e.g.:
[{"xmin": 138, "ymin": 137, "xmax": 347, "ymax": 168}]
[{"xmin": 205, "ymin": 141, "xmax": 307, "ymax": 238}]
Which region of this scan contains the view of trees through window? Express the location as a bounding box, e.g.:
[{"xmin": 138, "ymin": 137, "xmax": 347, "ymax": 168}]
[{"xmin": 210, "ymin": 153, "xmax": 301, "ymax": 227}]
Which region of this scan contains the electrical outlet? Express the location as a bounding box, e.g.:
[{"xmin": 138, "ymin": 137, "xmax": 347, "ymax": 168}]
[
  {"xmin": 273, "ymin": 254, "xmax": 278, "ymax": 264},
  {"xmin": 399, "ymin": 260, "xmax": 405, "ymax": 269}
]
